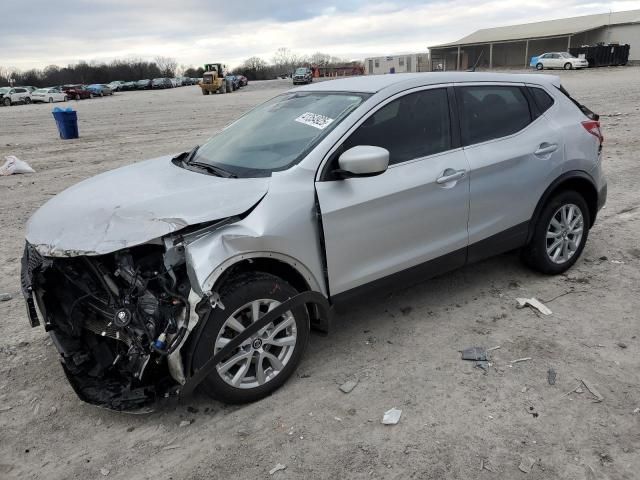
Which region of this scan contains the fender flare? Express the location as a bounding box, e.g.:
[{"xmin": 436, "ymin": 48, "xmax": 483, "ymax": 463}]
[
  {"xmin": 527, "ymin": 170, "xmax": 598, "ymax": 243},
  {"xmin": 200, "ymin": 251, "xmax": 325, "ymax": 296}
]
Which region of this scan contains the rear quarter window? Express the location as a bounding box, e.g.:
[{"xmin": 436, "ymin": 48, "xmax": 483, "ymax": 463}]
[
  {"xmin": 528, "ymin": 87, "xmax": 554, "ymax": 114},
  {"xmin": 457, "ymin": 85, "xmax": 532, "ymax": 145}
]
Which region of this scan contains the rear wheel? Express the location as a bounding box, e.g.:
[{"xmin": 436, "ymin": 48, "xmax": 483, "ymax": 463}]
[
  {"xmin": 536, "ymin": 63, "xmax": 544, "ymax": 70},
  {"xmin": 522, "ymin": 190, "xmax": 589, "ymax": 274},
  {"xmin": 192, "ymin": 272, "xmax": 309, "ymax": 404},
  {"xmin": 564, "ymin": 62, "xmax": 572, "ymax": 70}
]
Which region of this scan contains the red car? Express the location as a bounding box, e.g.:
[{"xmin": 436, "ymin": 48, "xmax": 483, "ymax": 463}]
[
  {"xmin": 236, "ymin": 75, "xmax": 248, "ymax": 87},
  {"xmin": 61, "ymin": 85, "xmax": 93, "ymax": 100}
]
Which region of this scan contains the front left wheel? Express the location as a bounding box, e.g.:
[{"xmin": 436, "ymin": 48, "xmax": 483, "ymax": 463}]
[{"xmin": 192, "ymin": 272, "xmax": 310, "ymax": 404}]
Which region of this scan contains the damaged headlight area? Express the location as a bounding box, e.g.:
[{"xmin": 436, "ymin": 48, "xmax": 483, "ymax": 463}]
[{"xmin": 21, "ymin": 241, "xmax": 195, "ymax": 411}]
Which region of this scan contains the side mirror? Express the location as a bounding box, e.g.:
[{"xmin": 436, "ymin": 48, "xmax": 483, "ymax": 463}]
[{"xmin": 334, "ymin": 146, "xmax": 389, "ymax": 179}]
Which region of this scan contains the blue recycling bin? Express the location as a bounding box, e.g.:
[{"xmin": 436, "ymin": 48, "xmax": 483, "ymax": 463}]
[{"xmin": 52, "ymin": 108, "xmax": 79, "ymax": 139}]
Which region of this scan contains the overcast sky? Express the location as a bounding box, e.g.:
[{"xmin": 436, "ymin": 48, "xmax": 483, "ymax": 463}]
[{"xmin": 3, "ymin": 0, "xmax": 640, "ymax": 71}]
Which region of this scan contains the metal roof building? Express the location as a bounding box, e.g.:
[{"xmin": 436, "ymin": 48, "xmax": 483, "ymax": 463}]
[{"xmin": 429, "ymin": 9, "xmax": 640, "ymax": 71}]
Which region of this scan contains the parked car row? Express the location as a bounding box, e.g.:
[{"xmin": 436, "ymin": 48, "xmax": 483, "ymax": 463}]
[
  {"xmin": 1, "ymin": 76, "xmax": 210, "ymax": 107},
  {"xmin": 0, "ymin": 84, "xmax": 113, "ymax": 106},
  {"xmin": 224, "ymin": 74, "xmax": 249, "ymax": 91},
  {"xmin": 107, "ymin": 77, "xmax": 201, "ymax": 91}
]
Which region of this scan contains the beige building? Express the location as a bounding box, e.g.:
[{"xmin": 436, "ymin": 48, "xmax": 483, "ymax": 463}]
[
  {"xmin": 364, "ymin": 53, "xmax": 429, "ymax": 75},
  {"xmin": 429, "ymin": 9, "xmax": 640, "ymax": 71}
]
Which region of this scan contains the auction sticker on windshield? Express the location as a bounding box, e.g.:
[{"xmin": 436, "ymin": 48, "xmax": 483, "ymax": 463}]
[{"xmin": 295, "ymin": 112, "xmax": 334, "ymax": 130}]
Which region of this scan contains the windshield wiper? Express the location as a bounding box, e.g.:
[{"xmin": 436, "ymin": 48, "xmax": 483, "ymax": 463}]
[{"xmin": 189, "ymin": 161, "xmax": 237, "ymax": 178}]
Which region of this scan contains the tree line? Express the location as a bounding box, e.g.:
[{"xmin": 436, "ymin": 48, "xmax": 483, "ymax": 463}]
[
  {"xmin": 232, "ymin": 48, "xmax": 359, "ymax": 80},
  {"xmin": 0, "ymin": 57, "xmax": 194, "ymax": 87},
  {"xmin": 1, "ymin": 49, "xmax": 360, "ymax": 87}
]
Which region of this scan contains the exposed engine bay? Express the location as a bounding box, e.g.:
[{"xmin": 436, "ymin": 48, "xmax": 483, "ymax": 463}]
[{"xmin": 21, "ymin": 242, "xmax": 198, "ymax": 411}]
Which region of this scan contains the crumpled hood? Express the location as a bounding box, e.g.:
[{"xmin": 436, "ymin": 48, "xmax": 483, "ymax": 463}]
[{"xmin": 26, "ymin": 155, "xmax": 270, "ymax": 256}]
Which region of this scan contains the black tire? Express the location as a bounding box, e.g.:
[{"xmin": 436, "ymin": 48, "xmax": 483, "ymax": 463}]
[
  {"xmin": 48, "ymin": 97, "xmax": 54, "ymax": 103},
  {"xmin": 63, "ymin": 96, "xmax": 68, "ymax": 102},
  {"xmin": 75, "ymin": 94, "xmax": 80, "ymax": 100},
  {"xmin": 564, "ymin": 62, "xmax": 572, "ymax": 70},
  {"xmin": 521, "ymin": 190, "xmax": 590, "ymax": 275},
  {"xmin": 536, "ymin": 63, "xmax": 543, "ymax": 70},
  {"xmin": 3, "ymin": 97, "xmax": 11, "ymax": 106},
  {"xmin": 24, "ymin": 97, "xmax": 31, "ymax": 104},
  {"xmin": 192, "ymin": 272, "xmax": 310, "ymax": 404}
]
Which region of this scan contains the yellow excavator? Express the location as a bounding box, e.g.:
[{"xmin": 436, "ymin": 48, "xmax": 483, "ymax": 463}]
[{"xmin": 200, "ymin": 63, "xmax": 232, "ymax": 95}]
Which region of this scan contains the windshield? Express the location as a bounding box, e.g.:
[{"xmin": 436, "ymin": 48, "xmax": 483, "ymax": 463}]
[
  {"xmin": 190, "ymin": 91, "xmax": 368, "ymax": 177},
  {"xmin": 295, "ymin": 68, "xmax": 307, "ymax": 74}
]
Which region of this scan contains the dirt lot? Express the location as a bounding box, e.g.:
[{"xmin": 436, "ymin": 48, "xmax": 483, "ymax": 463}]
[{"xmin": 1, "ymin": 69, "xmax": 639, "ymax": 480}]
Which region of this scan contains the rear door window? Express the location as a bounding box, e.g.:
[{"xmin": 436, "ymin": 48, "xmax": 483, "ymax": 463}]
[
  {"xmin": 343, "ymin": 88, "xmax": 451, "ymax": 165},
  {"xmin": 457, "ymin": 85, "xmax": 532, "ymax": 145}
]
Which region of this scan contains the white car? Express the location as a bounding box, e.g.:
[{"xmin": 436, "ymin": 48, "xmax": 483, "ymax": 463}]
[
  {"xmin": 535, "ymin": 52, "xmax": 589, "ymax": 70},
  {"xmin": 30, "ymin": 87, "xmax": 68, "ymax": 104},
  {"xmin": 0, "ymin": 86, "xmax": 32, "ymax": 106}
]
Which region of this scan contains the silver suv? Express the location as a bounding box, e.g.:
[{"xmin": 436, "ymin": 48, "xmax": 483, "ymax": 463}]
[{"xmin": 21, "ymin": 73, "xmax": 606, "ymax": 410}]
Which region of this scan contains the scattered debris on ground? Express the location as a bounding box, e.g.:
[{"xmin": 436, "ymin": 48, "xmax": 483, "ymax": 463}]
[
  {"xmin": 525, "ymin": 404, "xmax": 539, "ymax": 418},
  {"xmin": 100, "ymin": 467, "xmax": 110, "ymax": 476},
  {"xmin": 510, "ymin": 357, "xmax": 532, "ymax": 364},
  {"xmin": 269, "ymin": 463, "xmax": 287, "ymax": 475},
  {"xmin": 516, "ymin": 297, "xmax": 552, "ymax": 315},
  {"xmin": 0, "ymin": 155, "xmax": 35, "ymax": 176},
  {"xmin": 461, "ymin": 346, "xmax": 500, "ymax": 372},
  {"xmin": 617, "ymin": 342, "xmax": 628, "ymax": 349},
  {"xmin": 548, "ymin": 368, "xmax": 557, "ymax": 385},
  {"xmin": 0, "ymin": 293, "xmax": 12, "ymax": 302},
  {"xmin": 339, "ymin": 378, "xmax": 359, "ymax": 394},
  {"xmin": 461, "ymin": 347, "xmax": 488, "ymax": 361},
  {"xmin": 581, "ymin": 379, "xmax": 604, "ymax": 403},
  {"xmin": 382, "ymin": 408, "xmax": 402, "ymax": 425},
  {"xmin": 480, "ymin": 458, "xmax": 495, "ymax": 472},
  {"xmin": 518, "ymin": 456, "xmax": 536, "ymax": 473},
  {"xmin": 179, "ymin": 419, "xmax": 193, "ymax": 427}
]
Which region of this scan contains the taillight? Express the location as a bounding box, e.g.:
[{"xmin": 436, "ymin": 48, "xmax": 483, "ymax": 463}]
[{"xmin": 582, "ymin": 120, "xmax": 603, "ymax": 144}]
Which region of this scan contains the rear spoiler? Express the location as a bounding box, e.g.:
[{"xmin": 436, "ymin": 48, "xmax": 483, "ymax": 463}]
[{"xmin": 557, "ymin": 84, "xmax": 599, "ymax": 121}]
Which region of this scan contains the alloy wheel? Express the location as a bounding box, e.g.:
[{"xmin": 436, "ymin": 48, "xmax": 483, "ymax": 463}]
[
  {"xmin": 214, "ymin": 299, "xmax": 297, "ymax": 389},
  {"xmin": 546, "ymin": 204, "xmax": 584, "ymax": 264}
]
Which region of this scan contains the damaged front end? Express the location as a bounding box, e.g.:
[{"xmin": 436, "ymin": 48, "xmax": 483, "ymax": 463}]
[{"xmin": 21, "ymin": 241, "xmax": 199, "ymax": 411}]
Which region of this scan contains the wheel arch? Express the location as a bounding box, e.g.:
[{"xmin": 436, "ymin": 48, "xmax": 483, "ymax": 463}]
[
  {"xmin": 211, "ymin": 254, "xmax": 316, "ymax": 295},
  {"xmin": 528, "ymin": 171, "xmax": 598, "ymax": 242},
  {"xmin": 204, "ymin": 253, "xmax": 328, "ymax": 331}
]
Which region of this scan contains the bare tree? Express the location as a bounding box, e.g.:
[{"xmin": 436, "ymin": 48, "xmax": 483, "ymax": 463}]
[
  {"xmin": 155, "ymin": 56, "xmax": 178, "ymax": 77},
  {"xmin": 310, "ymin": 52, "xmax": 331, "ymax": 66},
  {"xmin": 242, "ymin": 56, "xmax": 268, "ymax": 71}
]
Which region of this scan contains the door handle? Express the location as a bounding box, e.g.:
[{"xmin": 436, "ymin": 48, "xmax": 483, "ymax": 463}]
[
  {"xmin": 534, "ymin": 143, "xmax": 558, "ymax": 156},
  {"xmin": 436, "ymin": 168, "xmax": 466, "ymax": 185}
]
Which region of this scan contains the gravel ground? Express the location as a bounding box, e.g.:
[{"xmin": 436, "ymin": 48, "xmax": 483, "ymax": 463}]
[{"xmin": 1, "ymin": 69, "xmax": 639, "ymax": 480}]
